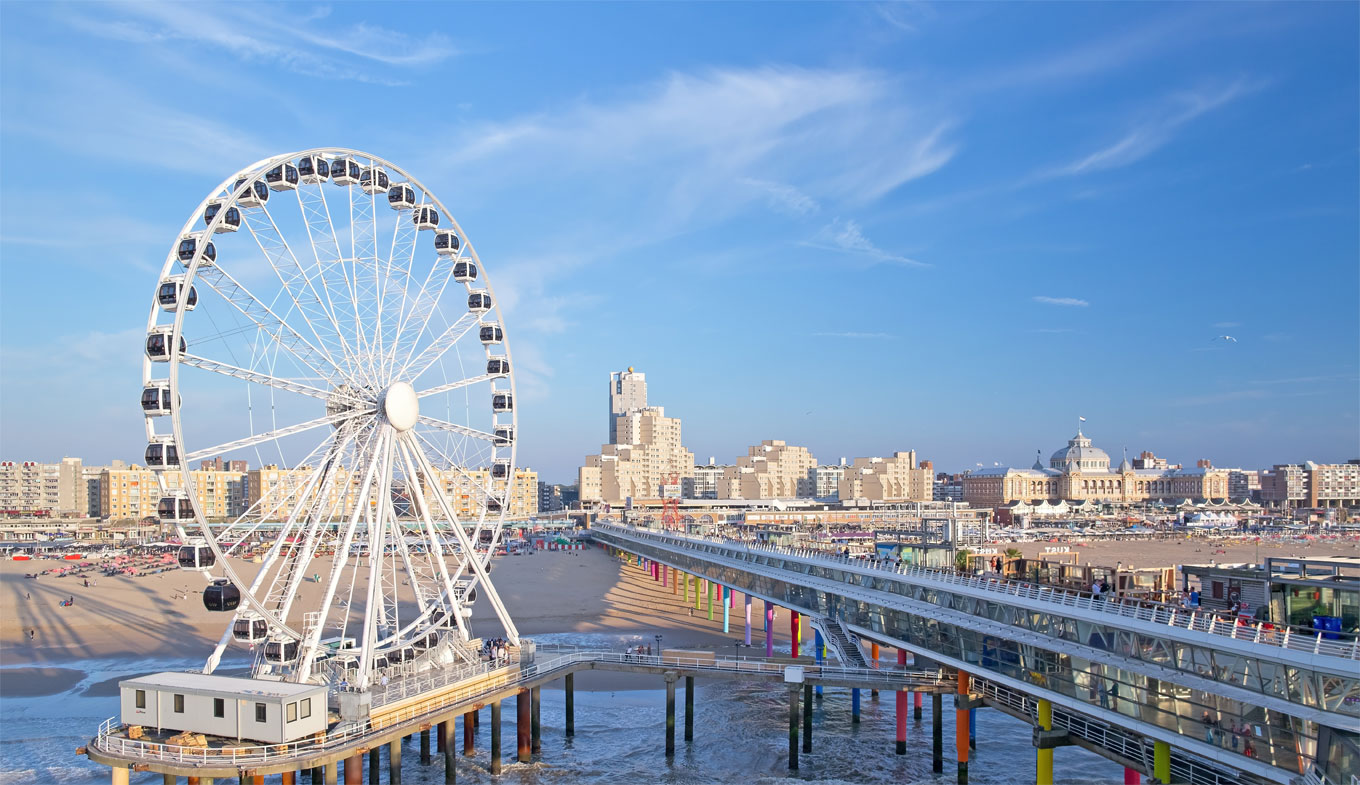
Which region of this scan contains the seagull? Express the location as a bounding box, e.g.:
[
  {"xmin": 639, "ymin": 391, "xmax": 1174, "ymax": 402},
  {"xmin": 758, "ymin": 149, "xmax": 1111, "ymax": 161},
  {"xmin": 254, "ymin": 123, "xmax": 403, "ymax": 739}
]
[{"xmin": 1212, "ymin": 335, "xmax": 1237, "ymax": 343}]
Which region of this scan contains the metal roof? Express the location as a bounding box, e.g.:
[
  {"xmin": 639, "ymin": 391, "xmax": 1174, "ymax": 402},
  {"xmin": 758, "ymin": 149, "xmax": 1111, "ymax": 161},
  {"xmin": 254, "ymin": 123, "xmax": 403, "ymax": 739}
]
[{"xmin": 118, "ymin": 672, "xmax": 325, "ymax": 699}]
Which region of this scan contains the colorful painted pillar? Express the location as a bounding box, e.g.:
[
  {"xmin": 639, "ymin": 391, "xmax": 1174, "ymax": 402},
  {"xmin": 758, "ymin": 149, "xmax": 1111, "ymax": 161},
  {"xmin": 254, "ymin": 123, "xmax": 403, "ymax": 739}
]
[
  {"xmin": 970, "ymin": 707, "xmax": 977, "ymax": 750},
  {"xmin": 957, "ymin": 671, "xmax": 971, "ymax": 784},
  {"xmin": 516, "ymin": 689, "xmax": 531, "ymax": 763},
  {"xmin": 707, "ymin": 580, "xmax": 714, "ymax": 621},
  {"xmin": 671, "ymin": 566, "xmax": 677, "ymax": 594},
  {"xmin": 662, "ymin": 564, "xmax": 667, "ymax": 587},
  {"xmin": 852, "ymin": 688, "xmax": 861, "ymax": 723},
  {"xmin": 915, "ymin": 690, "xmax": 923, "ymax": 720},
  {"xmin": 693, "ymin": 576, "xmax": 701, "ymax": 610},
  {"xmin": 871, "ymin": 642, "xmax": 880, "ymax": 699},
  {"xmin": 344, "ymin": 752, "xmax": 362, "ymax": 785},
  {"xmin": 1123, "ymin": 768, "xmax": 1140, "ymax": 784},
  {"xmin": 790, "ymin": 611, "xmax": 800, "ymax": 658},
  {"xmin": 813, "ymin": 629, "xmax": 824, "ymax": 696},
  {"xmin": 896, "ymin": 649, "xmax": 908, "ymax": 754},
  {"xmin": 722, "ymin": 587, "xmax": 730, "ymax": 633},
  {"xmin": 1037, "ymin": 698, "xmax": 1054, "ymax": 785},
  {"xmin": 683, "ymin": 571, "xmax": 689, "ymax": 603},
  {"xmin": 765, "ymin": 601, "xmax": 775, "ymax": 657},
  {"xmin": 1153, "ymin": 741, "xmax": 1170, "ymax": 785},
  {"xmin": 743, "ymin": 595, "xmax": 752, "ymax": 645}
]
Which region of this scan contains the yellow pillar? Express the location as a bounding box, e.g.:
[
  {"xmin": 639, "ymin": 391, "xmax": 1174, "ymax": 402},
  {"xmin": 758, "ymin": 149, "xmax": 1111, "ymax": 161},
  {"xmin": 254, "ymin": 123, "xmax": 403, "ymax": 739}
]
[
  {"xmin": 112, "ymin": 767, "xmax": 130, "ymax": 785},
  {"xmin": 1036, "ymin": 699, "xmax": 1054, "ymax": 785},
  {"xmin": 693, "ymin": 576, "xmax": 701, "ymax": 610},
  {"xmin": 1154, "ymin": 740, "xmax": 1170, "ymax": 784}
]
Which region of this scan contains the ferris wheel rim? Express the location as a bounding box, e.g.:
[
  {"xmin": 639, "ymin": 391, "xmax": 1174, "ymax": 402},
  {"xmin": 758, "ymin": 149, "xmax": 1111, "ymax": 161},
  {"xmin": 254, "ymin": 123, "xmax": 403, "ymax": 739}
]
[{"xmin": 142, "ymin": 147, "xmax": 519, "ymax": 667}]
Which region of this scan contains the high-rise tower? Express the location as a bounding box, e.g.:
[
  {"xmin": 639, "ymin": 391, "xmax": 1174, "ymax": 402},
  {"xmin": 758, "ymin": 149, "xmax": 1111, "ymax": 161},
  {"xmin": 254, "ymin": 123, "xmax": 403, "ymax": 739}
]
[{"xmin": 608, "ymin": 367, "xmax": 647, "ymax": 443}]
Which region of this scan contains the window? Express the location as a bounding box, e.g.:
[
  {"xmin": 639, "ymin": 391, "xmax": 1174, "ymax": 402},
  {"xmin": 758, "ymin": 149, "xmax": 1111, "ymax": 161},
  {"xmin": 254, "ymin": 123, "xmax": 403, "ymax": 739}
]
[
  {"xmin": 135, "ymin": 689, "xmax": 146, "ymax": 709},
  {"xmin": 287, "ymin": 702, "xmax": 298, "ymax": 723},
  {"xmin": 213, "ymin": 698, "xmax": 225, "ymax": 718},
  {"xmin": 301, "ymin": 698, "xmax": 311, "ymax": 719},
  {"xmin": 255, "ymin": 703, "xmax": 267, "ymax": 723},
  {"xmin": 173, "ymin": 694, "xmax": 185, "ymax": 713}
]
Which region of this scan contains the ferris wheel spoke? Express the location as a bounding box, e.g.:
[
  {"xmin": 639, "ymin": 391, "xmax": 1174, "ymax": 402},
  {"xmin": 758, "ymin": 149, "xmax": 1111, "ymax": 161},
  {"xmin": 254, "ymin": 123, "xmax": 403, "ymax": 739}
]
[
  {"xmin": 192, "ymin": 264, "xmax": 346, "ymax": 387},
  {"xmin": 180, "ymin": 354, "xmax": 336, "ymax": 400},
  {"xmin": 397, "ymin": 438, "xmax": 476, "ymax": 647},
  {"xmin": 388, "ymin": 250, "xmax": 461, "ymax": 381},
  {"xmin": 397, "ymin": 311, "xmax": 480, "ymax": 382},
  {"xmin": 295, "ymin": 182, "xmax": 365, "ymax": 374},
  {"xmin": 405, "ymin": 433, "xmax": 520, "ymax": 646},
  {"xmin": 355, "ymin": 429, "xmax": 396, "ymax": 685},
  {"xmin": 417, "ymin": 373, "xmax": 494, "ymax": 399},
  {"xmin": 414, "ymin": 415, "xmax": 496, "ymax": 443},
  {"xmin": 183, "ymin": 411, "xmax": 364, "ymax": 463}
]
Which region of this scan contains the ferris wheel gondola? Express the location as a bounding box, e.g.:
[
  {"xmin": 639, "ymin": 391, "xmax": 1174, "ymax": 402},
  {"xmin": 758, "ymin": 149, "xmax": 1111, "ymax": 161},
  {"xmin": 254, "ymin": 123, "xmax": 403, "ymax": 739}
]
[{"xmin": 142, "ymin": 148, "xmax": 521, "ymax": 689}]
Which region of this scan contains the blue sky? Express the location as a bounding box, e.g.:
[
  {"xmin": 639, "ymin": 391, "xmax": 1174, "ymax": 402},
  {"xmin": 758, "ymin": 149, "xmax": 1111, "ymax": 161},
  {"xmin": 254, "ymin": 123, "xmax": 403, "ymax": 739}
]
[{"xmin": 1, "ymin": 2, "xmax": 1356, "ymax": 482}]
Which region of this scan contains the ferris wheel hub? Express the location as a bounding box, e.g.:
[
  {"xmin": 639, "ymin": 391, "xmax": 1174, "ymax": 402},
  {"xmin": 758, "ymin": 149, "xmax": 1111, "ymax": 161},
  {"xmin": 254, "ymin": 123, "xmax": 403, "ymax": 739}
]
[{"xmin": 381, "ymin": 381, "xmax": 419, "ymax": 432}]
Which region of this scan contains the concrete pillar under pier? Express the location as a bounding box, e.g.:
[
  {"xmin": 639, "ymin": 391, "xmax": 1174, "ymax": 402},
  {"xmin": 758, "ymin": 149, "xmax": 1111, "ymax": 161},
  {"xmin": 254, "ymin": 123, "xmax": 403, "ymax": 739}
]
[
  {"xmin": 852, "ymin": 688, "xmax": 861, "ymax": 722},
  {"xmin": 565, "ymin": 673, "xmax": 575, "ymax": 737},
  {"xmin": 665, "ymin": 672, "xmax": 677, "ymax": 758},
  {"xmin": 932, "ymin": 693, "xmax": 944, "ymax": 773},
  {"xmin": 437, "ymin": 721, "xmax": 446, "ymax": 754},
  {"xmin": 421, "ymin": 726, "xmax": 431, "ymax": 765},
  {"xmin": 490, "ymin": 701, "xmax": 502, "ymax": 775},
  {"xmin": 956, "ymin": 671, "xmax": 971, "ymax": 784},
  {"xmin": 443, "ymin": 714, "xmax": 457, "ymax": 784},
  {"xmin": 164, "ymin": 774, "xmax": 175, "ymax": 785},
  {"xmin": 344, "ymin": 752, "xmax": 362, "ymax": 785},
  {"xmin": 802, "ymin": 682, "xmax": 813, "ymax": 753},
  {"xmin": 111, "ymin": 766, "xmax": 130, "ymax": 785},
  {"xmin": 788, "ymin": 685, "xmax": 800, "ymax": 770},
  {"xmin": 464, "ymin": 711, "xmax": 475, "ymax": 755},
  {"xmin": 369, "ymin": 746, "xmax": 379, "ymax": 785},
  {"xmin": 684, "ymin": 675, "xmax": 695, "ymax": 742},
  {"xmin": 531, "ymin": 686, "xmax": 541, "ymax": 754},
  {"xmin": 325, "ymin": 761, "xmax": 338, "ymax": 785},
  {"xmin": 517, "ymin": 689, "xmax": 532, "ymax": 763},
  {"xmin": 389, "ymin": 738, "xmax": 402, "ymax": 785}
]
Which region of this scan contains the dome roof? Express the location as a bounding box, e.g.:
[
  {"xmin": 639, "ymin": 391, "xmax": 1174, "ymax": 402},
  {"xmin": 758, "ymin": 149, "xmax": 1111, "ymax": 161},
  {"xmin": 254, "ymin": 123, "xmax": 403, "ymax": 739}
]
[{"xmin": 1049, "ymin": 431, "xmax": 1111, "ymax": 472}]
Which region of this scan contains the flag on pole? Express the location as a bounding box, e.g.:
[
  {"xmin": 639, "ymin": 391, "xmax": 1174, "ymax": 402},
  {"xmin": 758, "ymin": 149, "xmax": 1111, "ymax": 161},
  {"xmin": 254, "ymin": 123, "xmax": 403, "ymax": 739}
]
[{"xmin": 1079, "ymin": 416, "xmax": 1086, "ymax": 422}]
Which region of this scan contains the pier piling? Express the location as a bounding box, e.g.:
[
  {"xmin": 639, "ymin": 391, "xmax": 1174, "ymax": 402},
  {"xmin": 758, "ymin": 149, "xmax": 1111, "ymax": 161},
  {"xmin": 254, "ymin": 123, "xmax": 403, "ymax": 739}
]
[
  {"xmin": 517, "ymin": 689, "xmax": 532, "ymax": 763},
  {"xmin": 684, "ymin": 675, "xmax": 695, "ymax": 742},
  {"xmin": 565, "ymin": 673, "xmax": 575, "ymax": 737},
  {"xmin": 463, "ymin": 711, "xmax": 475, "ymax": 756},
  {"xmin": 111, "ymin": 766, "xmax": 130, "ymax": 785},
  {"xmin": 443, "ymin": 715, "xmax": 457, "ymax": 784},
  {"xmin": 814, "ymin": 630, "xmax": 824, "ymax": 697},
  {"xmin": 790, "ymin": 611, "xmax": 800, "ymax": 658},
  {"xmin": 896, "ymin": 650, "xmax": 908, "ymax": 754},
  {"xmin": 744, "ymin": 595, "xmax": 752, "ymax": 645},
  {"xmin": 368, "ymin": 746, "xmax": 379, "ymax": 785},
  {"xmin": 1037, "ymin": 699, "xmax": 1054, "ymax": 785},
  {"xmin": 852, "ymin": 688, "xmax": 861, "ymax": 723},
  {"xmin": 389, "ymin": 739, "xmax": 402, "ymax": 785},
  {"xmin": 531, "ymin": 686, "xmax": 541, "ymax": 754},
  {"xmin": 325, "ymin": 761, "xmax": 338, "ymax": 785},
  {"xmin": 802, "ymin": 683, "xmax": 813, "ymax": 753},
  {"xmin": 421, "ymin": 727, "xmax": 431, "ymax": 765},
  {"xmin": 764, "ymin": 602, "xmax": 774, "ymax": 657},
  {"xmin": 932, "ymin": 693, "xmax": 943, "ymax": 773},
  {"xmin": 722, "ymin": 587, "xmax": 730, "ymax": 633},
  {"xmin": 956, "ymin": 671, "xmax": 971, "ymax": 784},
  {"xmin": 344, "ymin": 752, "xmax": 361, "ymax": 785},
  {"xmin": 665, "ymin": 672, "xmax": 677, "ymax": 758},
  {"xmin": 788, "ymin": 685, "xmax": 800, "ymax": 770},
  {"xmin": 490, "ymin": 701, "xmax": 502, "ymax": 775},
  {"xmin": 915, "ymin": 690, "xmax": 923, "ymax": 720}
]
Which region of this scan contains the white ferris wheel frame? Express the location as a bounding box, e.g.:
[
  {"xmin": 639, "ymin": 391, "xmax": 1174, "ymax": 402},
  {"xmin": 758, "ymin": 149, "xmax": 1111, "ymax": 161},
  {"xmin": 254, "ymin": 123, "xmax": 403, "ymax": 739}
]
[{"xmin": 142, "ymin": 148, "xmax": 521, "ymax": 686}]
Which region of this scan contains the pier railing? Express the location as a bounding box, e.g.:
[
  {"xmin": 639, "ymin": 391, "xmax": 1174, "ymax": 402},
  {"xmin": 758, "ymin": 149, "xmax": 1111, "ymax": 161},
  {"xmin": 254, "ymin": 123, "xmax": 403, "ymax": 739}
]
[
  {"xmin": 596, "ymin": 523, "xmax": 1360, "ymax": 661},
  {"xmin": 88, "ymin": 650, "xmax": 946, "ymax": 768}
]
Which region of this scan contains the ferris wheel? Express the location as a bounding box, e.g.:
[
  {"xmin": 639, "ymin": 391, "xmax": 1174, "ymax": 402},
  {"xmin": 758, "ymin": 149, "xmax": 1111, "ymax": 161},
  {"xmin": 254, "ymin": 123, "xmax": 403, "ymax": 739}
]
[{"xmin": 141, "ymin": 148, "xmax": 520, "ymax": 688}]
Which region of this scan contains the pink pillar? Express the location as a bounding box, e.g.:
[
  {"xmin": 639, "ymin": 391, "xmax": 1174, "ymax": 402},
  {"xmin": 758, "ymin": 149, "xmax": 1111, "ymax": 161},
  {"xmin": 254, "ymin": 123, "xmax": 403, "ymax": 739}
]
[
  {"xmin": 790, "ymin": 611, "xmax": 800, "ymax": 659},
  {"xmin": 765, "ymin": 601, "xmax": 775, "ymax": 657},
  {"xmin": 662, "ymin": 565, "xmax": 667, "ymax": 587},
  {"xmin": 896, "ymin": 649, "xmax": 908, "ymax": 753},
  {"xmin": 1123, "ymin": 769, "xmax": 1140, "ymax": 785}
]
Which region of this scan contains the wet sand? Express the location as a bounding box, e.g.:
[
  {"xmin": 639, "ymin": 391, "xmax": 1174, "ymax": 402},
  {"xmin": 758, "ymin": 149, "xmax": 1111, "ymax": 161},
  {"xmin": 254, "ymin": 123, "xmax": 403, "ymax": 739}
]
[{"xmin": 0, "ymin": 666, "xmax": 85, "ymax": 697}]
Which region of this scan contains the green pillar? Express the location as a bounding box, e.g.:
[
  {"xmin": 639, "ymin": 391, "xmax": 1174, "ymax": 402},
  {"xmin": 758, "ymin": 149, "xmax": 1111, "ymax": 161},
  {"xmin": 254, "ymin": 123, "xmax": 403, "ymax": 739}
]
[{"xmin": 1154, "ymin": 740, "xmax": 1170, "ymax": 784}]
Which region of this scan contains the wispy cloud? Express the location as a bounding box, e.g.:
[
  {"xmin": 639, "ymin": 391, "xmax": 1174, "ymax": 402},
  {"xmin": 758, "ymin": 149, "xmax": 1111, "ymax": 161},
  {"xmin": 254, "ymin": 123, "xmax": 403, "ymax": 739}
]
[
  {"xmin": 804, "ymin": 219, "xmax": 928, "ymax": 267},
  {"xmin": 62, "ymin": 3, "xmax": 453, "ymax": 84},
  {"xmin": 1033, "ymin": 296, "xmax": 1089, "ymax": 307},
  {"xmin": 872, "ymin": 2, "xmax": 934, "ymax": 34},
  {"xmin": 1044, "ymin": 80, "xmax": 1260, "ymax": 178},
  {"xmin": 1213, "ymin": 321, "xmax": 1240, "ymax": 328},
  {"xmin": 812, "ymin": 331, "xmax": 896, "ymax": 340},
  {"xmin": 443, "ymin": 66, "xmax": 957, "ymax": 229}
]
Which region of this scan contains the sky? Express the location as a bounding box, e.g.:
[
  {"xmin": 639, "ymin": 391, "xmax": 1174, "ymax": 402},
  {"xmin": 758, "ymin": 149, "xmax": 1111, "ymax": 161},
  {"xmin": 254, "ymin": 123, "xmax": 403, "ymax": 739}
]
[{"xmin": 1, "ymin": 2, "xmax": 1357, "ymax": 483}]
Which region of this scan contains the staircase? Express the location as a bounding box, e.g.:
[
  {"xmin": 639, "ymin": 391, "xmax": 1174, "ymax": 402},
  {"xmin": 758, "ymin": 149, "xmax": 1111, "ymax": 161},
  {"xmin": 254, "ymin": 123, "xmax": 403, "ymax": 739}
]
[{"xmin": 814, "ymin": 616, "xmax": 870, "ymax": 669}]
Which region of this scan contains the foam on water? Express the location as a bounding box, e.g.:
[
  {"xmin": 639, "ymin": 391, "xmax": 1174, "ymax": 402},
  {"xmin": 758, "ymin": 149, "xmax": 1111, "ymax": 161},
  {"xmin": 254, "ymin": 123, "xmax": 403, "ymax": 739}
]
[{"xmin": 2, "ymin": 657, "xmax": 1132, "ymax": 785}]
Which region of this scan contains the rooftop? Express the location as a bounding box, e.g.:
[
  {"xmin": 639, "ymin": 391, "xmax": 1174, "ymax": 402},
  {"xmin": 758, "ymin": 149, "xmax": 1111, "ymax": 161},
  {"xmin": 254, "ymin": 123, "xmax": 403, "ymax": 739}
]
[{"xmin": 119, "ymin": 672, "xmax": 325, "ymax": 699}]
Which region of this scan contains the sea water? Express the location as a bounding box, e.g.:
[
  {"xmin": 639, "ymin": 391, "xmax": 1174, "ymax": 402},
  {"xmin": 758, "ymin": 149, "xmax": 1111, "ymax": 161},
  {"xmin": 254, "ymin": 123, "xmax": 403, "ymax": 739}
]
[{"xmin": 1, "ymin": 644, "xmax": 1129, "ymax": 784}]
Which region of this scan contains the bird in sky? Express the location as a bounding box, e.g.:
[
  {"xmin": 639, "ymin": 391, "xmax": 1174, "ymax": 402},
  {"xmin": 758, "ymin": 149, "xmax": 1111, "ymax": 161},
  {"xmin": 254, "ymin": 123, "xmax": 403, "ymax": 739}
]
[{"xmin": 1212, "ymin": 335, "xmax": 1238, "ymax": 343}]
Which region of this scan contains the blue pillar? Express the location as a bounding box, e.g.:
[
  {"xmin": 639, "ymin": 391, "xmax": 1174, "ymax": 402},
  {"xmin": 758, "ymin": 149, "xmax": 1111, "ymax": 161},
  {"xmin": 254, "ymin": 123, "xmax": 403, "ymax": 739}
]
[
  {"xmin": 852, "ymin": 688, "xmax": 861, "ymax": 723},
  {"xmin": 722, "ymin": 587, "xmax": 730, "ymax": 633},
  {"xmin": 814, "ymin": 630, "xmax": 824, "ymax": 696},
  {"xmin": 969, "ymin": 707, "xmax": 977, "ymax": 750}
]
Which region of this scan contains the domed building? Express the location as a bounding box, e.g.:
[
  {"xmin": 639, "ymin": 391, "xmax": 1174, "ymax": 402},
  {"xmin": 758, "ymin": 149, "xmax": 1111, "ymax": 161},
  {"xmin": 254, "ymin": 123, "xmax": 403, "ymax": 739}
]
[{"xmin": 962, "ymin": 428, "xmax": 1230, "ymax": 508}]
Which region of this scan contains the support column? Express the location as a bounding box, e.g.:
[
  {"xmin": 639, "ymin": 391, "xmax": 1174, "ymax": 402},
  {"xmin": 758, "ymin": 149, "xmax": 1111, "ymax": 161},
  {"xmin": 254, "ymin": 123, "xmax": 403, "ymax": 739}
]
[
  {"xmin": 344, "ymin": 752, "xmax": 362, "ymax": 785},
  {"xmin": 970, "ymin": 707, "xmax": 977, "ymax": 750},
  {"xmin": 463, "ymin": 711, "xmax": 475, "ymax": 756},
  {"xmin": 1153, "ymin": 740, "xmax": 1170, "ymax": 785},
  {"xmin": 915, "ymin": 690, "xmax": 923, "ymax": 720},
  {"xmin": 490, "ymin": 701, "xmax": 502, "ymax": 776},
  {"xmin": 788, "ymin": 686, "xmax": 800, "ymax": 770},
  {"xmin": 325, "ymin": 762, "xmax": 338, "ymax": 785},
  {"xmin": 421, "ymin": 727, "xmax": 431, "ymax": 766},
  {"xmin": 111, "ymin": 766, "xmax": 131, "ymax": 785},
  {"xmin": 438, "ymin": 722, "xmax": 446, "ymax": 754},
  {"xmin": 693, "ymin": 576, "xmax": 700, "ymax": 610},
  {"xmin": 369, "ymin": 746, "xmax": 380, "ymax": 785},
  {"xmin": 389, "ymin": 739, "xmax": 403, "ymax": 785},
  {"xmin": 896, "ymin": 649, "xmax": 908, "ymax": 754},
  {"xmin": 683, "ymin": 572, "xmax": 689, "ymax": 603},
  {"xmin": 163, "ymin": 775, "xmax": 175, "ymax": 785},
  {"xmin": 932, "ymin": 693, "xmax": 944, "ymax": 773},
  {"xmin": 956, "ymin": 671, "xmax": 971, "ymax": 784},
  {"xmin": 743, "ymin": 594, "xmax": 752, "ymax": 645},
  {"xmin": 814, "ymin": 629, "xmax": 824, "ymax": 697},
  {"xmin": 722, "ymin": 587, "xmax": 730, "ymax": 633},
  {"xmin": 565, "ymin": 673, "xmax": 575, "ymax": 737},
  {"xmin": 665, "ymin": 672, "xmax": 677, "ymax": 758},
  {"xmin": 531, "ymin": 686, "xmax": 541, "ymax": 754},
  {"xmin": 1124, "ymin": 767, "xmax": 1141, "ymax": 784},
  {"xmin": 852, "ymin": 688, "xmax": 861, "ymax": 723},
  {"xmin": 671, "ymin": 567, "xmax": 677, "ymax": 594},
  {"xmin": 706, "ymin": 580, "xmax": 714, "ymax": 621},
  {"xmin": 871, "ymin": 642, "xmax": 880, "ymax": 700},
  {"xmin": 765, "ymin": 602, "xmax": 774, "ymax": 657},
  {"xmin": 684, "ymin": 675, "xmax": 694, "ymax": 742},
  {"xmin": 443, "ymin": 718, "xmax": 457, "ymax": 784},
  {"xmin": 802, "ymin": 682, "xmax": 813, "ymax": 753},
  {"xmin": 516, "ymin": 689, "xmax": 532, "ymax": 763},
  {"xmin": 790, "ymin": 611, "xmax": 800, "ymax": 658},
  {"xmin": 1037, "ymin": 699, "xmax": 1054, "ymax": 785}
]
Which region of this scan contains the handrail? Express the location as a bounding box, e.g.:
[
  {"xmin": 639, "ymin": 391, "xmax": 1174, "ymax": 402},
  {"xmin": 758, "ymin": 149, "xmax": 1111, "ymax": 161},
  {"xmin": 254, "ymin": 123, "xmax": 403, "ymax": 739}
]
[
  {"xmin": 88, "ymin": 651, "xmax": 946, "ymax": 768},
  {"xmin": 595, "ymin": 523, "xmax": 1360, "ymax": 661}
]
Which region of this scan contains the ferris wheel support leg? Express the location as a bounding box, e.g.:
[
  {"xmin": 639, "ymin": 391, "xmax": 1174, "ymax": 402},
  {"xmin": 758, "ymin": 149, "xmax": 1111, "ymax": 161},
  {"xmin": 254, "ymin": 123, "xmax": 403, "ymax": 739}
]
[
  {"xmin": 202, "ymin": 622, "xmax": 236, "ymax": 675},
  {"xmin": 356, "ymin": 433, "xmax": 396, "ymax": 686}
]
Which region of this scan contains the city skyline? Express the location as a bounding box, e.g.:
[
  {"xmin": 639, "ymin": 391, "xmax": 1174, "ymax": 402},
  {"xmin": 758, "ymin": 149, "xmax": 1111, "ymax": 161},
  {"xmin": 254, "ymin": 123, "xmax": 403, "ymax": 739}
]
[{"xmin": 2, "ymin": 3, "xmax": 1357, "ymax": 482}]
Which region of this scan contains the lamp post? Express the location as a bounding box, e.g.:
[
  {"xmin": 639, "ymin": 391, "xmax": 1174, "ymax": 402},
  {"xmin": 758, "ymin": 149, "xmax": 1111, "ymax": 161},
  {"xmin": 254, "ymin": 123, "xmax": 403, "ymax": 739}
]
[{"xmin": 655, "ymin": 634, "xmax": 663, "ymax": 657}]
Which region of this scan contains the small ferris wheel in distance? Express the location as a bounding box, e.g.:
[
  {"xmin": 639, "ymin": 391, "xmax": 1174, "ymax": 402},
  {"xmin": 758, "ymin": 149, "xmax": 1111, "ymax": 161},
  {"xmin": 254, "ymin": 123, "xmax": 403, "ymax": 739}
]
[{"xmin": 141, "ymin": 148, "xmax": 520, "ymax": 689}]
